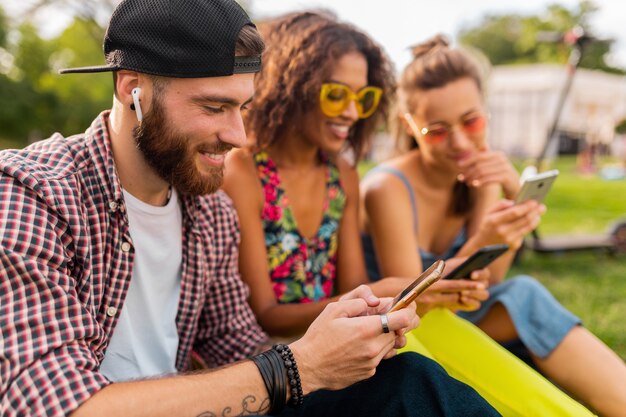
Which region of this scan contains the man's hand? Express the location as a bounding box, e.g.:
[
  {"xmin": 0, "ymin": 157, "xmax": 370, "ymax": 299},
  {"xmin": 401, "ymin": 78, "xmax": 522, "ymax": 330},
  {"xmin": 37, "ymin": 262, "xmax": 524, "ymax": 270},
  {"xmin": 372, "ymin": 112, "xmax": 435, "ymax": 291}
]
[
  {"xmin": 339, "ymin": 285, "xmax": 413, "ymax": 357},
  {"xmin": 290, "ymin": 285, "xmax": 419, "ymax": 395}
]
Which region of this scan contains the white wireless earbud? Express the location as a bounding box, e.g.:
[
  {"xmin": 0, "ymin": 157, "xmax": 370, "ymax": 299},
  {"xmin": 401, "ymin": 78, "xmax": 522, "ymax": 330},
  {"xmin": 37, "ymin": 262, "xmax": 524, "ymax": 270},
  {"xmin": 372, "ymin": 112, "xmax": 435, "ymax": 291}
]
[{"xmin": 131, "ymin": 87, "xmax": 143, "ymax": 122}]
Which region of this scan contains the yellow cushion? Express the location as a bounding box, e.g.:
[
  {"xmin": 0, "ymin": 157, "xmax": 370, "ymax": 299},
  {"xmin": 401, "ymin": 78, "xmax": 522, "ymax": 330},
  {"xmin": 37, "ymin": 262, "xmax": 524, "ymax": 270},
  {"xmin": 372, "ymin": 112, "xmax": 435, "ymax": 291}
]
[{"xmin": 399, "ymin": 308, "xmax": 595, "ymax": 417}]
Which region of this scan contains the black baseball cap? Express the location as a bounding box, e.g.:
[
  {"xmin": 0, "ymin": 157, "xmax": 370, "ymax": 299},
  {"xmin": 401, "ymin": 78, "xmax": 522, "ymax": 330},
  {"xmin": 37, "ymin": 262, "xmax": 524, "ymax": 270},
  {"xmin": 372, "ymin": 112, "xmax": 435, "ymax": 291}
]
[{"xmin": 59, "ymin": 0, "xmax": 261, "ymax": 77}]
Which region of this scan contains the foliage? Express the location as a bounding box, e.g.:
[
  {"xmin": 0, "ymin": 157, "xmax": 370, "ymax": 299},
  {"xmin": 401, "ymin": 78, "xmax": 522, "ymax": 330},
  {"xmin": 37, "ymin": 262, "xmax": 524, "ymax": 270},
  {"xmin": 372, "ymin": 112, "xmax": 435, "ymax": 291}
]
[
  {"xmin": 0, "ymin": 7, "xmax": 7, "ymax": 48},
  {"xmin": 0, "ymin": 5, "xmax": 112, "ymax": 145},
  {"xmin": 616, "ymin": 119, "xmax": 626, "ymax": 135},
  {"xmin": 458, "ymin": 1, "xmax": 625, "ymax": 74},
  {"xmin": 38, "ymin": 18, "xmax": 112, "ymax": 136}
]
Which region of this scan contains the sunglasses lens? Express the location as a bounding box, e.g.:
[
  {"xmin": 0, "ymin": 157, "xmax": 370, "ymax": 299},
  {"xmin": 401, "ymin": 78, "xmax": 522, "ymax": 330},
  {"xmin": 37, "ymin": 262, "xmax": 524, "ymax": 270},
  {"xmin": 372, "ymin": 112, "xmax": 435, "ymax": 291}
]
[
  {"xmin": 357, "ymin": 87, "xmax": 382, "ymax": 119},
  {"xmin": 423, "ymin": 114, "xmax": 486, "ymax": 143},
  {"xmin": 462, "ymin": 115, "xmax": 486, "ymax": 133},
  {"xmin": 320, "ymin": 84, "xmax": 382, "ymax": 119},
  {"xmin": 424, "ymin": 127, "xmax": 449, "ymax": 143},
  {"xmin": 320, "ymin": 84, "xmax": 350, "ymax": 117}
]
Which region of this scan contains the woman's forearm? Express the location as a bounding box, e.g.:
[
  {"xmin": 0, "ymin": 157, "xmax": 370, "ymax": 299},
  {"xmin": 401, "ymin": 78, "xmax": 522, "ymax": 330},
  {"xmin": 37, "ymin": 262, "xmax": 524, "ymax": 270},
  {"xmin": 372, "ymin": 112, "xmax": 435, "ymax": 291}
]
[{"xmin": 257, "ymin": 298, "xmax": 336, "ymax": 337}]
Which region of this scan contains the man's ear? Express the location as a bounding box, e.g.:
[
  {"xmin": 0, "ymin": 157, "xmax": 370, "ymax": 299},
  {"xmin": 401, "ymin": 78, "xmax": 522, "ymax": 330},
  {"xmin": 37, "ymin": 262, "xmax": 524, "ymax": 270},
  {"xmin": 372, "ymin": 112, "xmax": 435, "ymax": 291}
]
[
  {"xmin": 116, "ymin": 71, "xmax": 149, "ymax": 123},
  {"xmin": 116, "ymin": 70, "xmax": 139, "ymax": 101}
]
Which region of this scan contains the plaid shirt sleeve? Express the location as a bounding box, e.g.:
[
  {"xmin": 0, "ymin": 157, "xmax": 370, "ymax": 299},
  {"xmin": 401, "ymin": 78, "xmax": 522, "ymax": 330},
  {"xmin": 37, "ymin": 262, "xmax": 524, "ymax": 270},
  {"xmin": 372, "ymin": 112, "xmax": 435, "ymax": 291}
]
[
  {"xmin": 193, "ymin": 193, "xmax": 268, "ymax": 367},
  {"xmin": 0, "ymin": 175, "xmax": 110, "ymax": 416}
]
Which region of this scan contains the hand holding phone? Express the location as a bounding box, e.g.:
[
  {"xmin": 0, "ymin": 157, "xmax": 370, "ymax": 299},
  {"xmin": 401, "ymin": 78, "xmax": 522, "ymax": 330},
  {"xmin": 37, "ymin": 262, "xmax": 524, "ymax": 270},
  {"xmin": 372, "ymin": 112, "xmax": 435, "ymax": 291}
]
[
  {"xmin": 515, "ymin": 169, "xmax": 559, "ymax": 204},
  {"xmin": 445, "ymin": 244, "xmax": 509, "ymax": 280},
  {"xmin": 388, "ymin": 260, "xmax": 445, "ymax": 313}
]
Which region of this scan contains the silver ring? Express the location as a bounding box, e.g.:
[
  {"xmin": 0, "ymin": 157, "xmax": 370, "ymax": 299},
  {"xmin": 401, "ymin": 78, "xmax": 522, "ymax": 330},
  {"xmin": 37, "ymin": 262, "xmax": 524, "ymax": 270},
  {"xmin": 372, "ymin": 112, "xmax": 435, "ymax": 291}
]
[{"xmin": 380, "ymin": 314, "xmax": 390, "ymax": 334}]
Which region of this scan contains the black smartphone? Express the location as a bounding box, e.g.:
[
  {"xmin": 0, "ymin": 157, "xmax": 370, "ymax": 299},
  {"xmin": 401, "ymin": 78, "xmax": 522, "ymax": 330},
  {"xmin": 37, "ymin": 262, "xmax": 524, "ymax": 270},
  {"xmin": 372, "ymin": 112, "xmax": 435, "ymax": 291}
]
[
  {"xmin": 444, "ymin": 244, "xmax": 509, "ymax": 280},
  {"xmin": 388, "ymin": 260, "xmax": 446, "ymax": 313}
]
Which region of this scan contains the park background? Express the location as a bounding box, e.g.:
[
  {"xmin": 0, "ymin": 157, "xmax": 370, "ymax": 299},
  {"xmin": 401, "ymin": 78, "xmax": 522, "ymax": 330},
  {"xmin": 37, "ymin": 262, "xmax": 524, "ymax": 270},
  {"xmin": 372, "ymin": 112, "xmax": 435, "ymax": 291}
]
[{"xmin": 1, "ymin": 0, "xmax": 625, "ymax": 358}]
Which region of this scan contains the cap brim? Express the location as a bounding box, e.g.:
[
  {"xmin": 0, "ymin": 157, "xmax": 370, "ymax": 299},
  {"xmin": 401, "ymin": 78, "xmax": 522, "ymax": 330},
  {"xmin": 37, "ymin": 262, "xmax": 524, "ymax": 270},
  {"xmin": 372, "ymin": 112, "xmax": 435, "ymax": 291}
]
[
  {"xmin": 59, "ymin": 56, "xmax": 261, "ymax": 76},
  {"xmin": 59, "ymin": 64, "xmax": 119, "ymax": 74}
]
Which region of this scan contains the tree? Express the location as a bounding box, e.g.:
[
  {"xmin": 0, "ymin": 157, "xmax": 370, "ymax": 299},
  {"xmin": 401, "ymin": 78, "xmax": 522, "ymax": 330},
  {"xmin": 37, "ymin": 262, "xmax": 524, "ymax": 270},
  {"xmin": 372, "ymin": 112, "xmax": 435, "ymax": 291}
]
[
  {"xmin": 0, "ymin": 10, "xmax": 112, "ymax": 146},
  {"xmin": 18, "ymin": 0, "xmax": 119, "ymax": 35},
  {"xmin": 39, "ymin": 17, "xmax": 112, "ymax": 136},
  {"xmin": 458, "ymin": 1, "xmax": 625, "ymax": 74},
  {"xmin": 0, "ymin": 8, "xmax": 56, "ymax": 146},
  {"xmin": 0, "ymin": 6, "xmax": 7, "ymax": 48}
]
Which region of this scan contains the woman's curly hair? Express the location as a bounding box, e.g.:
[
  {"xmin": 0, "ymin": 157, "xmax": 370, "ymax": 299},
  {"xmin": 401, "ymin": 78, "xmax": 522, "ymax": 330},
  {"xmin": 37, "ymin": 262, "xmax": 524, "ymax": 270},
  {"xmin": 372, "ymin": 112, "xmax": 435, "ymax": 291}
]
[{"xmin": 246, "ymin": 11, "xmax": 396, "ymax": 161}]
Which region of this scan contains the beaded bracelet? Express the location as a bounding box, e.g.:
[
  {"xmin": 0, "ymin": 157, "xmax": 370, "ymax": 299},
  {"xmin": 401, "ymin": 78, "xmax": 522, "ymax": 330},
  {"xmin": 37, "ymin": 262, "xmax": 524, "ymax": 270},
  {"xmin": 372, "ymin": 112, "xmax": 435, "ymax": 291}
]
[
  {"xmin": 252, "ymin": 345, "xmax": 304, "ymax": 413},
  {"xmin": 273, "ymin": 344, "xmax": 304, "ymax": 407}
]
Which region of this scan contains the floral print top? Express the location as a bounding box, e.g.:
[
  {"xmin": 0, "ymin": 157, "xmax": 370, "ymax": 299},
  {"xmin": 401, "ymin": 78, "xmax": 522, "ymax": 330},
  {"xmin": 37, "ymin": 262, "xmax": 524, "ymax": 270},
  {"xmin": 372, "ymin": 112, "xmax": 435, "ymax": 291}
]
[{"xmin": 254, "ymin": 151, "xmax": 346, "ymax": 304}]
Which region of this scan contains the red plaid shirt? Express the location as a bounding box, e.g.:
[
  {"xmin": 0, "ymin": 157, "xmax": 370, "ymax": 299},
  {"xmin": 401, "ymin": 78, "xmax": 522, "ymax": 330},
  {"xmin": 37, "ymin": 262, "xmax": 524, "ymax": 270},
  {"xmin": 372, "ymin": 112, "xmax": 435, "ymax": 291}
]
[{"xmin": 0, "ymin": 112, "xmax": 268, "ymax": 416}]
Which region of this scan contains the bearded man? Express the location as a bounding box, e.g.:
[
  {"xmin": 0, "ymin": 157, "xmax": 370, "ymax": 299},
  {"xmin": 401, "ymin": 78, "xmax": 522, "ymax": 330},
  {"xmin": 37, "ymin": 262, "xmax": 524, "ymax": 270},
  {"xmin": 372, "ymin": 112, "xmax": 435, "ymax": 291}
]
[{"xmin": 0, "ymin": 1, "xmax": 501, "ymax": 416}]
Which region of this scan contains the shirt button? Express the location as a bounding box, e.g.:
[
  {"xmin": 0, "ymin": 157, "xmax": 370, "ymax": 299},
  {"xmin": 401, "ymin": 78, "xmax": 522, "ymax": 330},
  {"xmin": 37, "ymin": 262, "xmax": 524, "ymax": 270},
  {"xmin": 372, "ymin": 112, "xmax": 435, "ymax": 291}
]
[
  {"xmin": 109, "ymin": 201, "xmax": 118, "ymax": 211},
  {"xmin": 106, "ymin": 306, "xmax": 117, "ymax": 317},
  {"xmin": 121, "ymin": 241, "xmax": 132, "ymax": 252}
]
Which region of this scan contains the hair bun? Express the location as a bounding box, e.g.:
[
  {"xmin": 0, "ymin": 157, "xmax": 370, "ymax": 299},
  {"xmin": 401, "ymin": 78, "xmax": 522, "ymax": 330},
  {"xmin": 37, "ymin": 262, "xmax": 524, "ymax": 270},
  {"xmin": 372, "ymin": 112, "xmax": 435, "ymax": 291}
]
[{"xmin": 410, "ymin": 34, "xmax": 450, "ymax": 59}]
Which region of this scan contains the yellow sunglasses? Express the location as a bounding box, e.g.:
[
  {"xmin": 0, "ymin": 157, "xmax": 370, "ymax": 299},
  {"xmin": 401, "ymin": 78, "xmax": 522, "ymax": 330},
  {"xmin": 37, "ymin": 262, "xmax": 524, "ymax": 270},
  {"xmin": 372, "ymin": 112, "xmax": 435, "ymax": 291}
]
[{"xmin": 319, "ymin": 83, "xmax": 383, "ymax": 119}]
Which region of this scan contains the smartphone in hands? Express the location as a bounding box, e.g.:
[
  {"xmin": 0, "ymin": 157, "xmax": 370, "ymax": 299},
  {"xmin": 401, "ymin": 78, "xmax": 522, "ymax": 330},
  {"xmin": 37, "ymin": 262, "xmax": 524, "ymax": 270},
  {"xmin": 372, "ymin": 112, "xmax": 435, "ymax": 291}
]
[
  {"xmin": 387, "ymin": 260, "xmax": 445, "ymax": 313},
  {"xmin": 444, "ymin": 244, "xmax": 509, "ymax": 280},
  {"xmin": 515, "ymin": 169, "xmax": 559, "ymax": 204}
]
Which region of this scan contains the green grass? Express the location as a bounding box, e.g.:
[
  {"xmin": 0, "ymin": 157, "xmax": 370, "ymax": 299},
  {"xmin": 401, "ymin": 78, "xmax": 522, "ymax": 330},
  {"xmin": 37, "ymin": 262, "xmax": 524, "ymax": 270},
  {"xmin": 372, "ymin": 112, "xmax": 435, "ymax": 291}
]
[
  {"xmin": 524, "ymin": 157, "xmax": 626, "ymax": 234},
  {"xmin": 514, "ymin": 157, "xmax": 626, "ymax": 359},
  {"xmin": 361, "ymin": 155, "xmax": 626, "ymax": 359}
]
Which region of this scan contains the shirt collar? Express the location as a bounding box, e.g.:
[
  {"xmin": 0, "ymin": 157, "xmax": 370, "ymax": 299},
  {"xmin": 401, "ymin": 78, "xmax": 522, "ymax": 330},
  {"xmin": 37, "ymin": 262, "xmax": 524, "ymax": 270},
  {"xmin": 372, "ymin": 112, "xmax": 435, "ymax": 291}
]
[{"xmin": 85, "ymin": 110, "xmax": 125, "ymax": 207}]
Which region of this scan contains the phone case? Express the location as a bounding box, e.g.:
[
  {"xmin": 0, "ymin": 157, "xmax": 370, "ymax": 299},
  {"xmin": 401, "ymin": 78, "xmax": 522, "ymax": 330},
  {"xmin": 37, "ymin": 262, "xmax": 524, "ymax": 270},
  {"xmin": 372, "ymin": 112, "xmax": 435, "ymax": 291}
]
[
  {"xmin": 515, "ymin": 169, "xmax": 559, "ymax": 204},
  {"xmin": 445, "ymin": 244, "xmax": 509, "ymax": 280},
  {"xmin": 388, "ymin": 260, "xmax": 445, "ymax": 312}
]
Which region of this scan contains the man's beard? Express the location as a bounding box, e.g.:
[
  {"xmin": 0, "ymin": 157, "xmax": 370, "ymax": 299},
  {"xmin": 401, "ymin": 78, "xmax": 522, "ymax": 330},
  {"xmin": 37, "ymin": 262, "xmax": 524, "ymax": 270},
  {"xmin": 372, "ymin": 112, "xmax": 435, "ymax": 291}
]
[{"xmin": 133, "ymin": 96, "xmax": 230, "ymax": 196}]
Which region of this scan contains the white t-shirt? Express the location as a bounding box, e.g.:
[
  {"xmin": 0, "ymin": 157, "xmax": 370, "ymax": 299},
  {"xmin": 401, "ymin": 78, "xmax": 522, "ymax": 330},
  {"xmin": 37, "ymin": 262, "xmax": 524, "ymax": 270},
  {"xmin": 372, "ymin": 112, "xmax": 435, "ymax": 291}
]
[{"xmin": 100, "ymin": 188, "xmax": 183, "ymax": 381}]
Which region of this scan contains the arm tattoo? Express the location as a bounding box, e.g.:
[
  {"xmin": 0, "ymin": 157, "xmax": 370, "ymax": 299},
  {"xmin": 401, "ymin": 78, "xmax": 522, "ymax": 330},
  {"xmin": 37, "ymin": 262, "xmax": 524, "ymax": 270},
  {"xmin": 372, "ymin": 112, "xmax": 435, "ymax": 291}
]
[{"xmin": 195, "ymin": 395, "xmax": 270, "ymax": 417}]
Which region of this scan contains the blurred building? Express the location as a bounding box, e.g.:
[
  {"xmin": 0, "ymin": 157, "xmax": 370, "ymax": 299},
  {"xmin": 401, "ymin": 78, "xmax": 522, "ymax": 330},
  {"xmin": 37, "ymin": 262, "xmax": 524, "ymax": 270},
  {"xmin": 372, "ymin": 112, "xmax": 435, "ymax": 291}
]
[{"xmin": 487, "ymin": 64, "xmax": 626, "ymax": 159}]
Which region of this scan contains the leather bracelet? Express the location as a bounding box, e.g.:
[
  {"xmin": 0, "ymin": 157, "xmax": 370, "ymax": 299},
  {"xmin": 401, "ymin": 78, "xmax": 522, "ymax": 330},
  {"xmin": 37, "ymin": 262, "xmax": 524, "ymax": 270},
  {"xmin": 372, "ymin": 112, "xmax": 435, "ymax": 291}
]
[
  {"xmin": 251, "ymin": 351, "xmax": 286, "ymax": 415},
  {"xmin": 265, "ymin": 350, "xmax": 286, "ymax": 414},
  {"xmin": 251, "ymin": 353, "xmax": 273, "ymax": 410},
  {"xmin": 267, "ymin": 349, "xmax": 286, "ymax": 412},
  {"xmin": 273, "ymin": 344, "xmax": 304, "ymax": 407},
  {"xmin": 255, "ymin": 353, "xmax": 273, "ymax": 393}
]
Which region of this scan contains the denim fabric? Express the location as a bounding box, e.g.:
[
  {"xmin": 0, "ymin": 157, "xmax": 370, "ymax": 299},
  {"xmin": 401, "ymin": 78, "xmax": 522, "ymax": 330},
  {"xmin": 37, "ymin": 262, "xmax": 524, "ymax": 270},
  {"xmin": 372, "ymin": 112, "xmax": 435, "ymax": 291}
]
[{"xmin": 458, "ymin": 275, "xmax": 581, "ymax": 358}]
